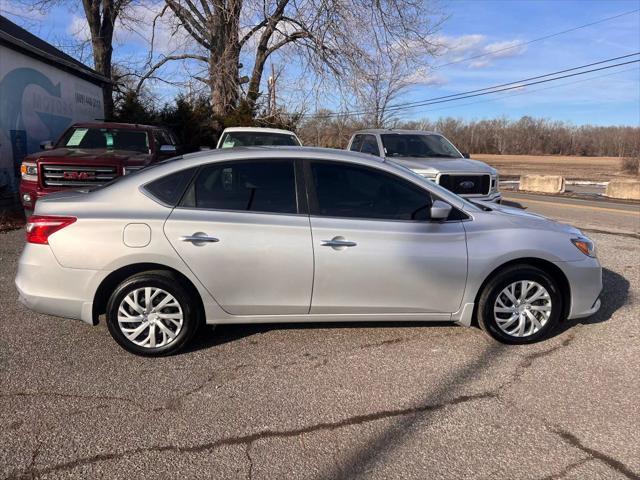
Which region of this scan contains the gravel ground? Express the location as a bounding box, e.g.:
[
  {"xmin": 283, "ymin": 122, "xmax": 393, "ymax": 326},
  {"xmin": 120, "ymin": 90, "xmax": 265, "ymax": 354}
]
[{"xmin": 0, "ymin": 224, "xmax": 638, "ymax": 479}]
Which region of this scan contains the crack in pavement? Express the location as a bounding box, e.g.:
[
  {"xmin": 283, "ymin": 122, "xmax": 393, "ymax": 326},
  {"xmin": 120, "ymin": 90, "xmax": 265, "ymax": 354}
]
[
  {"xmin": 537, "ymin": 457, "xmax": 592, "ymax": 480},
  {"xmin": 244, "ymin": 442, "xmax": 254, "ymax": 480},
  {"xmin": 0, "ymin": 391, "xmax": 145, "ymax": 410},
  {"xmin": 4, "ymin": 331, "xmax": 580, "ymax": 479},
  {"xmin": 495, "ymin": 332, "xmax": 576, "ymax": 396},
  {"xmin": 4, "ymin": 391, "xmax": 496, "ymax": 479},
  {"xmin": 551, "ymin": 428, "xmax": 640, "ymax": 479}
]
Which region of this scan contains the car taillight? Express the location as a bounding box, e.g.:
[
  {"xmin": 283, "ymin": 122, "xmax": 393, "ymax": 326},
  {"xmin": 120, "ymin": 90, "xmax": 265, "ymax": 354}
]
[{"xmin": 25, "ymin": 216, "xmax": 76, "ymax": 244}]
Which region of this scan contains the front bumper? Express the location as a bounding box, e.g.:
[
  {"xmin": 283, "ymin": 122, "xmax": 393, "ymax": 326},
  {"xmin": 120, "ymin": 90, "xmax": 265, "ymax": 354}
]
[
  {"xmin": 15, "ymin": 244, "xmax": 104, "ymax": 325},
  {"xmin": 556, "ymin": 256, "xmax": 603, "ymax": 320}
]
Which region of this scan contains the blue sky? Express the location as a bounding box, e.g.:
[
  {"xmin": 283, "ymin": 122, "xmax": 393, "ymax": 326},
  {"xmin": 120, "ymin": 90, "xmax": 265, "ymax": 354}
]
[{"xmin": 5, "ymin": 0, "xmax": 640, "ymax": 126}]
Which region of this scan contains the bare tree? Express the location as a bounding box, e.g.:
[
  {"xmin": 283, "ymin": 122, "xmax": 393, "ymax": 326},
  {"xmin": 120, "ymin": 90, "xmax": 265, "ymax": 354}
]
[
  {"xmin": 21, "ymin": 0, "xmax": 136, "ymax": 120},
  {"xmin": 149, "ymin": 0, "xmax": 442, "ymax": 118}
]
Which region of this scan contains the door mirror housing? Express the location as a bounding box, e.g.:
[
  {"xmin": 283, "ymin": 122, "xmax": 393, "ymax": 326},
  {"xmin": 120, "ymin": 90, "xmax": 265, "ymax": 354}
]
[
  {"xmin": 461, "ymin": 152, "xmax": 470, "ymax": 159},
  {"xmin": 40, "ymin": 140, "xmax": 54, "ymax": 150},
  {"xmin": 159, "ymin": 144, "xmax": 177, "ymax": 154},
  {"xmin": 430, "ymin": 200, "xmax": 452, "ymax": 221}
]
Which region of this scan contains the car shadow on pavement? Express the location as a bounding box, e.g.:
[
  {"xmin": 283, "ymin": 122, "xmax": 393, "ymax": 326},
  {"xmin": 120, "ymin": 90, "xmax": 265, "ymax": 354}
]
[
  {"xmin": 182, "ymin": 321, "xmax": 457, "ymax": 354},
  {"xmin": 555, "ymin": 267, "xmax": 629, "ymax": 335},
  {"xmin": 183, "ymin": 268, "xmax": 628, "ymax": 353}
]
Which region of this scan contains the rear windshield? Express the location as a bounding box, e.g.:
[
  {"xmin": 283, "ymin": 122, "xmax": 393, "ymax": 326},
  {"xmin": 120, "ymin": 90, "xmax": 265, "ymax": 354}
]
[
  {"xmin": 219, "ymin": 131, "xmax": 300, "ymax": 148},
  {"xmin": 57, "ymin": 127, "xmax": 150, "ymax": 153}
]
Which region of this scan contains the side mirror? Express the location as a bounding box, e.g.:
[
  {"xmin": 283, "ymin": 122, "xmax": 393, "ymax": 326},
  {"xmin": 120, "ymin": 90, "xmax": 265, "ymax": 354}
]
[
  {"xmin": 461, "ymin": 152, "xmax": 471, "ymax": 159},
  {"xmin": 159, "ymin": 145, "xmax": 177, "ymax": 154},
  {"xmin": 40, "ymin": 140, "xmax": 54, "ymax": 150},
  {"xmin": 430, "ymin": 200, "xmax": 452, "ymax": 221}
]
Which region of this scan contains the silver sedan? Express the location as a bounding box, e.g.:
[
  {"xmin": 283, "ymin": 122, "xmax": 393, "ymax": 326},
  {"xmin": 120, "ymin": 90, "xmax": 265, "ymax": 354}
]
[{"xmin": 15, "ymin": 147, "xmax": 602, "ymax": 355}]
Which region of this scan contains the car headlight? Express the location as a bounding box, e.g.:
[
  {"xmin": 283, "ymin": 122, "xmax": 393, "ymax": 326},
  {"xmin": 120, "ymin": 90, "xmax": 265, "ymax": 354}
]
[
  {"xmin": 571, "ymin": 237, "xmax": 596, "ymax": 257},
  {"xmin": 20, "ymin": 162, "xmax": 38, "ymax": 182}
]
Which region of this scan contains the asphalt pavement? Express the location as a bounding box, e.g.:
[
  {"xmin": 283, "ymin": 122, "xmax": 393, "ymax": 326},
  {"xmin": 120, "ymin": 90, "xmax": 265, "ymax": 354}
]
[{"xmin": 1, "ymin": 195, "xmax": 639, "ymax": 479}]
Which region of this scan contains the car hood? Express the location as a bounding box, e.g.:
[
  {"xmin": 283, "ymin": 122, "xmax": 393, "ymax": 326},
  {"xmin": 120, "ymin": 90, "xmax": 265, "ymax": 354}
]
[
  {"xmin": 385, "ymin": 156, "xmax": 496, "ymax": 175},
  {"xmin": 25, "ymin": 148, "xmax": 152, "ymax": 167},
  {"xmin": 471, "ymin": 200, "xmax": 583, "ymax": 236}
]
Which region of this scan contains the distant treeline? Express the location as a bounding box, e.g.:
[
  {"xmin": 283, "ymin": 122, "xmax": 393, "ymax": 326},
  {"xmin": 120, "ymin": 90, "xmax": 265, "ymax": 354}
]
[
  {"xmin": 297, "ymin": 115, "xmax": 640, "ymax": 158},
  {"xmin": 115, "ymin": 94, "xmax": 639, "ymax": 159}
]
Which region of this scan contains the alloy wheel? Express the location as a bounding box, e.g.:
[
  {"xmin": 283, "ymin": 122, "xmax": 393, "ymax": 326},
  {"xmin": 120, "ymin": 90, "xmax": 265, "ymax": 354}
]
[
  {"xmin": 117, "ymin": 287, "xmax": 184, "ymax": 348},
  {"xmin": 493, "ymin": 280, "xmax": 552, "ymax": 338}
]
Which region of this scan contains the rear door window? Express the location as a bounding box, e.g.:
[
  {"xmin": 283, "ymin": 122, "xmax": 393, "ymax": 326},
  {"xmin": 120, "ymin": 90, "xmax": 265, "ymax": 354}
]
[{"xmin": 181, "ymin": 160, "xmax": 298, "ymax": 214}]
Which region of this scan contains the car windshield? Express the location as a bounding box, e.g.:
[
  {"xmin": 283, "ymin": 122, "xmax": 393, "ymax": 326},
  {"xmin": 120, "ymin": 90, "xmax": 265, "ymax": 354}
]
[
  {"xmin": 57, "ymin": 127, "xmax": 150, "ymax": 153},
  {"xmin": 380, "ymin": 134, "xmax": 461, "ymax": 158},
  {"xmin": 219, "ymin": 132, "xmax": 300, "ymax": 148}
]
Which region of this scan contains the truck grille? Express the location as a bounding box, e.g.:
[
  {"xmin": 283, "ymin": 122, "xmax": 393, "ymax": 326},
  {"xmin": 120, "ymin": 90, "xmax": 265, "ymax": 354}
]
[
  {"xmin": 438, "ymin": 174, "xmax": 491, "ymax": 196},
  {"xmin": 42, "ymin": 165, "xmax": 119, "ymax": 187}
]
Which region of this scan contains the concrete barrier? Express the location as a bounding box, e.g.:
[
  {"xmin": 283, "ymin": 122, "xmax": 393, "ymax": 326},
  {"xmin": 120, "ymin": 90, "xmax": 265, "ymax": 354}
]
[
  {"xmin": 519, "ymin": 175, "xmax": 565, "ymax": 194},
  {"xmin": 606, "ymin": 179, "xmax": 640, "ymax": 200}
]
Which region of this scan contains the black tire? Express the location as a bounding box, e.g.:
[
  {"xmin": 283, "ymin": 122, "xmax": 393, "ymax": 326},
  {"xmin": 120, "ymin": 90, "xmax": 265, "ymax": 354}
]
[
  {"xmin": 477, "ymin": 264, "xmax": 563, "ymax": 344},
  {"xmin": 106, "ymin": 271, "xmax": 199, "ymax": 356}
]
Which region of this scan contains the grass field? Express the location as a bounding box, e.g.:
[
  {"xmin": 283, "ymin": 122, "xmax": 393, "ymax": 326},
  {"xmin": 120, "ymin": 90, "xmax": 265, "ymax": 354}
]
[{"xmin": 471, "ymin": 154, "xmax": 629, "ymax": 181}]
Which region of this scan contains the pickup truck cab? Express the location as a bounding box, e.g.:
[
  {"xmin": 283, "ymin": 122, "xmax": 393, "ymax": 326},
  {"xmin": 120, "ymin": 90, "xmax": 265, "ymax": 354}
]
[
  {"xmin": 19, "ymin": 122, "xmax": 180, "ymax": 214},
  {"xmin": 216, "ymin": 127, "xmax": 301, "ymax": 148},
  {"xmin": 347, "ymin": 129, "xmax": 501, "ymax": 203}
]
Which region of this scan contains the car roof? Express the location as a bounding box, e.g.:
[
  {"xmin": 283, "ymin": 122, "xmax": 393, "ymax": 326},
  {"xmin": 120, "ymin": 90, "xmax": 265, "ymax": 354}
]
[
  {"xmin": 71, "ymin": 122, "xmax": 161, "ymax": 130},
  {"xmin": 180, "ymin": 146, "xmax": 382, "ymax": 163},
  {"xmin": 221, "ymin": 127, "xmax": 298, "ymax": 135},
  {"xmin": 352, "ymin": 129, "xmax": 440, "ymax": 136}
]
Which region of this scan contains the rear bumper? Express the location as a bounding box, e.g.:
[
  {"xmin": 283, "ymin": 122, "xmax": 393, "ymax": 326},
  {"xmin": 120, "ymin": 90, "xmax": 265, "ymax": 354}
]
[
  {"xmin": 556, "ymin": 257, "xmax": 603, "ymax": 320},
  {"xmin": 15, "ymin": 244, "xmax": 104, "ymax": 325}
]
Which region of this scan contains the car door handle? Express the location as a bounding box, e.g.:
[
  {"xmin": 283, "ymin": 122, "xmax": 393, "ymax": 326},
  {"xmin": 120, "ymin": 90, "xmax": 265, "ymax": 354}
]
[
  {"xmin": 180, "ymin": 234, "xmax": 219, "ymax": 243},
  {"xmin": 321, "ymin": 237, "xmax": 357, "ymax": 248}
]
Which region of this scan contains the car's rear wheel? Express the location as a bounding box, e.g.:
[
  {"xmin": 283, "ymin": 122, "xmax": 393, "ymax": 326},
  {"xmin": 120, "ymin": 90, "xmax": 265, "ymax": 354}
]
[
  {"xmin": 477, "ymin": 265, "xmax": 562, "ymax": 344},
  {"xmin": 106, "ymin": 271, "xmax": 198, "ymax": 356}
]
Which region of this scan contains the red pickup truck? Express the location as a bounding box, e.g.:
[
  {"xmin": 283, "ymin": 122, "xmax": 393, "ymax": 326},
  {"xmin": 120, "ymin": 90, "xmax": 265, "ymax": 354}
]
[{"xmin": 19, "ymin": 122, "xmax": 180, "ymax": 214}]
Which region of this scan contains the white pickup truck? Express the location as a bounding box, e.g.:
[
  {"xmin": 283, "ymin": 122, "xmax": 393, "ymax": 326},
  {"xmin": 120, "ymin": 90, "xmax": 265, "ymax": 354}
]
[{"xmin": 347, "ymin": 129, "xmax": 501, "ymax": 203}]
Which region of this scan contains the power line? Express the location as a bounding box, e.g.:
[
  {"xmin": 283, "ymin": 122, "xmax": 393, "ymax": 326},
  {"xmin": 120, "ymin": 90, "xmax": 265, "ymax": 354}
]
[
  {"xmin": 376, "ymin": 52, "xmax": 640, "ymax": 113},
  {"xmin": 305, "ymin": 53, "xmax": 640, "ymax": 118},
  {"xmin": 432, "ymin": 8, "xmax": 640, "ymax": 69},
  {"xmin": 398, "ymin": 67, "xmax": 639, "ymax": 118}
]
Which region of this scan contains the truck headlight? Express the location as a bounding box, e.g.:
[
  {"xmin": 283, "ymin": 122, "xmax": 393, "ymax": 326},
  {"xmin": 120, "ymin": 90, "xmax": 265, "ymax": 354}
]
[
  {"xmin": 491, "ymin": 174, "xmax": 499, "ymax": 192},
  {"xmin": 412, "ymin": 169, "xmax": 437, "ymax": 181},
  {"xmin": 20, "ymin": 162, "xmax": 38, "ymax": 182}
]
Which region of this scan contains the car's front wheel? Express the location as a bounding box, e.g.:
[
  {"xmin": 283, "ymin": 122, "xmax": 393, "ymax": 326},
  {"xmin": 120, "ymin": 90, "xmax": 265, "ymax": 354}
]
[
  {"xmin": 477, "ymin": 265, "xmax": 563, "ymax": 344},
  {"xmin": 106, "ymin": 271, "xmax": 198, "ymax": 356}
]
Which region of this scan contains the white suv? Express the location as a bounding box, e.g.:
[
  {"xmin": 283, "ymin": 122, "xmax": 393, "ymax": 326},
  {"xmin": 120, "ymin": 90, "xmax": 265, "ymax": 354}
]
[
  {"xmin": 348, "ymin": 129, "xmax": 501, "ymax": 203},
  {"xmin": 217, "ymin": 127, "xmax": 302, "ymax": 148}
]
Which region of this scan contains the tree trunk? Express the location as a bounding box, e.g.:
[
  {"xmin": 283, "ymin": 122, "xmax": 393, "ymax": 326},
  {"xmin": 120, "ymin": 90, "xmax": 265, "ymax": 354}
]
[
  {"xmin": 92, "ymin": 41, "xmax": 114, "ymax": 120},
  {"xmin": 208, "ymin": 0, "xmax": 241, "ymax": 118}
]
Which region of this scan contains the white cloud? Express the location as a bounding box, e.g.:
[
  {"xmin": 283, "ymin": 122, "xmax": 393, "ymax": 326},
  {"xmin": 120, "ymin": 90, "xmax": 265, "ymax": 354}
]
[{"xmin": 434, "ymin": 34, "xmax": 528, "ymax": 69}]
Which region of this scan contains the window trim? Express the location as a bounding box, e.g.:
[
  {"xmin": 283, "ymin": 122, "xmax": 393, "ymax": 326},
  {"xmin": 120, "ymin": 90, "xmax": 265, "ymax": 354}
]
[{"xmin": 176, "ymin": 158, "xmax": 305, "ymax": 216}]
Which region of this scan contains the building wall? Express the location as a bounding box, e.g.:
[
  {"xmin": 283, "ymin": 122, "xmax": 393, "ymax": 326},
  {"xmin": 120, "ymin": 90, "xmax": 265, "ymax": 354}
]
[{"xmin": 0, "ymin": 46, "xmax": 104, "ymax": 197}]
